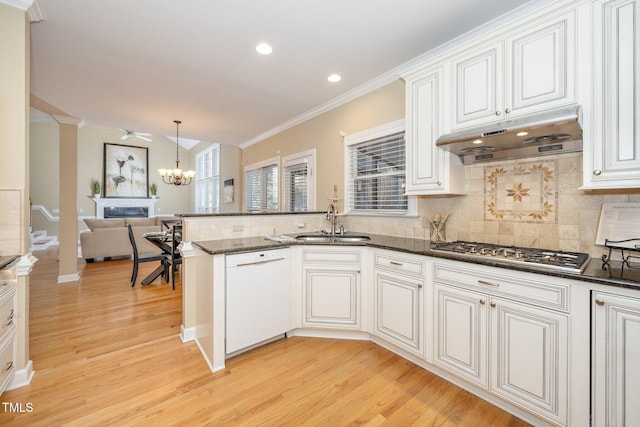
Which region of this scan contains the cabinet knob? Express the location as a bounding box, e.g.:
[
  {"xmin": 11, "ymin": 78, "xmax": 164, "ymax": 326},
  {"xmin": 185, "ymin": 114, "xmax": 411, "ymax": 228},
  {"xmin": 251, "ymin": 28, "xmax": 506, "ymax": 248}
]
[
  {"xmin": 490, "ymin": 302, "xmax": 496, "ymax": 308},
  {"xmin": 505, "ymin": 108, "xmax": 511, "ymax": 114},
  {"xmin": 418, "ymin": 284, "xmax": 423, "ymax": 289},
  {"xmin": 595, "ymin": 299, "xmax": 605, "ymax": 306},
  {"xmin": 479, "ymin": 299, "xmax": 486, "ymax": 305},
  {"xmin": 593, "ymin": 169, "xmax": 602, "ymax": 176},
  {"xmin": 436, "ymin": 181, "xmax": 442, "ymax": 186},
  {"xmin": 495, "ymin": 111, "xmax": 502, "ymax": 116}
]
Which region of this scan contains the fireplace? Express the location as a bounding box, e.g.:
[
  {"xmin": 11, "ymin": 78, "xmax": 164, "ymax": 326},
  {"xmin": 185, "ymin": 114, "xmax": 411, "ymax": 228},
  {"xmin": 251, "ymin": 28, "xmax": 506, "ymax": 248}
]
[
  {"xmin": 91, "ymin": 198, "xmax": 158, "ymax": 219},
  {"xmin": 104, "ymin": 206, "xmax": 149, "ymax": 218}
]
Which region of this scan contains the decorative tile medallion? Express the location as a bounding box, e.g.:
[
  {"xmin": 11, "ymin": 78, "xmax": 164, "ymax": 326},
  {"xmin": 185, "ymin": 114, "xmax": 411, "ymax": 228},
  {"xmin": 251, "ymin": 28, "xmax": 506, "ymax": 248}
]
[{"xmin": 484, "ymin": 159, "xmax": 558, "ymax": 223}]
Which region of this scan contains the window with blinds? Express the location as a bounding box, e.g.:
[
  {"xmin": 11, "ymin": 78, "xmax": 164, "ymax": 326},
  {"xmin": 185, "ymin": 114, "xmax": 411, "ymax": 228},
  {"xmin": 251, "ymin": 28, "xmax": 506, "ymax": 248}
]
[
  {"xmin": 243, "ymin": 158, "xmax": 279, "ymax": 212},
  {"xmin": 345, "ymin": 120, "xmax": 413, "ymax": 216},
  {"xmin": 282, "ymin": 149, "xmax": 315, "ymax": 212},
  {"xmin": 195, "ymin": 144, "xmax": 220, "ymax": 213}
]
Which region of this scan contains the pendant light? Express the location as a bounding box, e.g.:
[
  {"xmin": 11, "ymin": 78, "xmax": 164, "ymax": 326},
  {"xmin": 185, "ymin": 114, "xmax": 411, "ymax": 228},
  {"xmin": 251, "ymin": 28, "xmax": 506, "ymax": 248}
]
[{"xmin": 159, "ymin": 120, "xmax": 195, "ymax": 186}]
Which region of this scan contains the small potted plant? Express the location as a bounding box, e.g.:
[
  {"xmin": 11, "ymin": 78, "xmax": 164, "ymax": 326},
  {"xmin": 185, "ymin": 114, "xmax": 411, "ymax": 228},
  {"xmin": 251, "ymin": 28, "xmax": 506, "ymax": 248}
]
[
  {"xmin": 149, "ymin": 182, "xmax": 158, "ymax": 199},
  {"xmin": 91, "ymin": 178, "xmax": 101, "ymax": 198}
]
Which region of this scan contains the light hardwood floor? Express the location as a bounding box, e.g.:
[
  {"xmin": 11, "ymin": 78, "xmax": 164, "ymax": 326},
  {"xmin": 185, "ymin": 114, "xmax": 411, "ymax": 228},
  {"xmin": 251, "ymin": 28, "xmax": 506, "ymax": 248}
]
[{"xmin": 1, "ymin": 247, "xmax": 530, "ymax": 426}]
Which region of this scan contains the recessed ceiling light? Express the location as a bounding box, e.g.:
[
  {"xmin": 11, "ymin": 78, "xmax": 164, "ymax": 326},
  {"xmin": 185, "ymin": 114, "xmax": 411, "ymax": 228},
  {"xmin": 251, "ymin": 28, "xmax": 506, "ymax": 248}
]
[
  {"xmin": 256, "ymin": 43, "xmax": 273, "ymax": 55},
  {"xmin": 473, "ymin": 139, "xmax": 483, "ymax": 144},
  {"xmin": 517, "ymin": 131, "xmax": 529, "ymax": 137},
  {"xmin": 327, "ymin": 74, "xmax": 341, "ymax": 83}
]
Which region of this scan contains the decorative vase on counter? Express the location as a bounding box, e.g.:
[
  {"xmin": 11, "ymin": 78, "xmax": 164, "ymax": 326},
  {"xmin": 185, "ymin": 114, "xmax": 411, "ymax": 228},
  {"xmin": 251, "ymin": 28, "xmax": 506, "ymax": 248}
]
[{"xmin": 427, "ymin": 213, "xmax": 448, "ymax": 243}]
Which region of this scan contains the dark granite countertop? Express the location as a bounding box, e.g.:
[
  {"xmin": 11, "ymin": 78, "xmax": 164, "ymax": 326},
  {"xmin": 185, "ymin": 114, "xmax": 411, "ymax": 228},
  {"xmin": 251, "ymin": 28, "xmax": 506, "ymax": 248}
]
[
  {"xmin": 177, "ymin": 211, "xmax": 325, "ymax": 218},
  {"xmin": 0, "ymin": 255, "xmax": 19, "ymax": 270},
  {"xmin": 191, "ymin": 234, "xmax": 640, "ymax": 290}
]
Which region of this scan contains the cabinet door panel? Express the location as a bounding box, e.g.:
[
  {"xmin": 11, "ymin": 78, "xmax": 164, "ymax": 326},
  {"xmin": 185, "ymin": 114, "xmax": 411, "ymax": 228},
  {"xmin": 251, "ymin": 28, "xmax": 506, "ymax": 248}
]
[
  {"xmin": 374, "ymin": 271, "xmax": 423, "ymax": 355},
  {"xmin": 452, "ymin": 45, "xmax": 501, "ymax": 128},
  {"xmin": 507, "ymin": 17, "xmax": 572, "ymax": 112},
  {"xmin": 593, "ymin": 292, "xmax": 640, "ymax": 427},
  {"xmin": 303, "ymin": 267, "xmax": 359, "ymax": 327},
  {"xmin": 586, "ymin": 0, "xmax": 640, "ymax": 188},
  {"xmin": 490, "ymin": 297, "xmax": 567, "ymax": 424},
  {"xmin": 433, "ymin": 283, "xmax": 487, "ymax": 387}
]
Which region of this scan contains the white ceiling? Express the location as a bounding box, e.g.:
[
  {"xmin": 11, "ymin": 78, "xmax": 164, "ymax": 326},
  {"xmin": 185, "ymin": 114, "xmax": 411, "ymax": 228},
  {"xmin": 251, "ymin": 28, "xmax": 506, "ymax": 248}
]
[{"xmin": 29, "ymin": 0, "xmax": 534, "ymax": 148}]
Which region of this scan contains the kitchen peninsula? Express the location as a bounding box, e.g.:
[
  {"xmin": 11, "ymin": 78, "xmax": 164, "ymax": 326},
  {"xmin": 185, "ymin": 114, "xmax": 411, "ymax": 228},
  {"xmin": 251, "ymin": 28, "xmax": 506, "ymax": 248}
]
[{"xmin": 178, "ymin": 212, "xmax": 639, "ymax": 427}]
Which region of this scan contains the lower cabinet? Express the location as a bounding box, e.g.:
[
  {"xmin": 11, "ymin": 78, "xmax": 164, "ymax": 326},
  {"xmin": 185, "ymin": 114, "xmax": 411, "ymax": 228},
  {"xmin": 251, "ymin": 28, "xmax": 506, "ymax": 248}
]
[
  {"xmin": 433, "ymin": 283, "xmax": 487, "ymax": 387},
  {"xmin": 592, "ymin": 291, "xmax": 640, "ymax": 427},
  {"xmin": 373, "ymin": 269, "xmax": 424, "ymax": 357},
  {"xmin": 303, "ymin": 266, "xmax": 360, "ymax": 329},
  {"xmin": 0, "ymin": 286, "xmax": 16, "ymax": 395},
  {"xmin": 372, "ymin": 250, "xmax": 426, "ymax": 357},
  {"xmin": 431, "ymin": 262, "xmax": 568, "ymax": 426},
  {"xmin": 300, "ymin": 247, "xmax": 362, "ymax": 330},
  {"xmin": 490, "ymin": 296, "xmax": 567, "ymax": 421}
]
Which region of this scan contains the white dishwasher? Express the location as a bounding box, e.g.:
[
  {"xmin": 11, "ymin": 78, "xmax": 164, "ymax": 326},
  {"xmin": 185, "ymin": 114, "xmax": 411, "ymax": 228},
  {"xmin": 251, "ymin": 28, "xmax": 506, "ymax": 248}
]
[{"xmin": 225, "ymin": 248, "xmax": 291, "ymax": 356}]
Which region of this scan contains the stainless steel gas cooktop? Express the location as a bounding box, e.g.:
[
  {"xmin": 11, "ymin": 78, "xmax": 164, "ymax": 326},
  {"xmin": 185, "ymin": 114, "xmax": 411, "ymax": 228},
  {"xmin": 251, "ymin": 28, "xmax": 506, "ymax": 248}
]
[{"xmin": 430, "ymin": 241, "xmax": 590, "ymax": 273}]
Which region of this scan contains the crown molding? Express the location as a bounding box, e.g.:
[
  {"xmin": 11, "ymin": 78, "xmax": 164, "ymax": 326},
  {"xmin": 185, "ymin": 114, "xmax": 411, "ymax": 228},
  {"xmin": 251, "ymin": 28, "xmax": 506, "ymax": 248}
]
[
  {"xmin": 0, "ymin": 0, "xmax": 34, "ymax": 11},
  {"xmin": 53, "ymin": 115, "xmax": 84, "ymax": 127},
  {"xmin": 27, "ymin": 0, "xmax": 45, "ymax": 22}
]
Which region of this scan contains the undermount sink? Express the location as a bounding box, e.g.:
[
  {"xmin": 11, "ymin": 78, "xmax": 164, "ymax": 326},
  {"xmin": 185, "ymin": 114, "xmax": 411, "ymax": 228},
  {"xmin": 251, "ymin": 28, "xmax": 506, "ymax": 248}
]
[{"xmin": 295, "ymin": 234, "xmax": 371, "ymax": 243}]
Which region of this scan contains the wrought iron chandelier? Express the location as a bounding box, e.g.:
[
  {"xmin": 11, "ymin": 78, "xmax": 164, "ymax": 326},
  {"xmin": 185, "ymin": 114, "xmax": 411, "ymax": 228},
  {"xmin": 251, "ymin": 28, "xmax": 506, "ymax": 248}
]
[{"xmin": 159, "ymin": 120, "xmax": 195, "ymax": 186}]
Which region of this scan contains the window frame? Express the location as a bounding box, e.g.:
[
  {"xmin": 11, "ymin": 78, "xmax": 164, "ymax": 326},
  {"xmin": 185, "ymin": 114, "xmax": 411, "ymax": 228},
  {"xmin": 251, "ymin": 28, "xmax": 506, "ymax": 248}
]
[
  {"xmin": 343, "ymin": 119, "xmax": 417, "ymax": 217},
  {"xmin": 195, "ymin": 143, "xmax": 220, "ymax": 214},
  {"xmin": 243, "ymin": 156, "xmax": 280, "ymax": 213},
  {"xmin": 282, "ymin": 149, "xmax": 316, "ymax": 212}
]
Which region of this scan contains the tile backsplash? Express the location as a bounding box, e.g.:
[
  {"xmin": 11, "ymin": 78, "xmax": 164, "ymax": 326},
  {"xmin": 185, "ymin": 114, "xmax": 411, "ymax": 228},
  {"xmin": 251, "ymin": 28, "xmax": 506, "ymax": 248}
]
[{"xmin": 343, "ymin": 152, "xmax": 640, "ymax": 258}]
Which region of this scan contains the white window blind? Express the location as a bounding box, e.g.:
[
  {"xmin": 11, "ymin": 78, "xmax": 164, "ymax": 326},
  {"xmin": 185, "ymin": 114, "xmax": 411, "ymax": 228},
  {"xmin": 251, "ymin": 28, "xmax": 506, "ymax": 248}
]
[
  {"xmin": 282, "ymin": 149, "xmax": 315, "ymax": 212},
  {"xmin": 243, "ymin": 158, "xmax": 279, "ymax": 212},
  {"xmin": 195, "ymin": 144, "xmax": 219, "ymax": 213},
  {"xmin": 345, "ymin": 125, "xmax": 410, "ymax": 215}
]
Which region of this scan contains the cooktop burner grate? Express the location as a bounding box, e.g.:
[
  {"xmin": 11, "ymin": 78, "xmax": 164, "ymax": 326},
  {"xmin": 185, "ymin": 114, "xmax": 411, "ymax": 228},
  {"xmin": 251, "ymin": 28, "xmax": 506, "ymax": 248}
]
[{"xmin": 431, "ymin": 241, "xmax": 590, "ymax": 273}]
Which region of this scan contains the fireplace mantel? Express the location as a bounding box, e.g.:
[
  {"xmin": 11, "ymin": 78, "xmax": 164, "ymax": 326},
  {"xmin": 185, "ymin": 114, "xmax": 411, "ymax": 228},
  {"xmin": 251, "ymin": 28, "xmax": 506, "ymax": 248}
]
[{"xmin": 91, "ymin": 198, "xmax": 158, "ymax": 219}]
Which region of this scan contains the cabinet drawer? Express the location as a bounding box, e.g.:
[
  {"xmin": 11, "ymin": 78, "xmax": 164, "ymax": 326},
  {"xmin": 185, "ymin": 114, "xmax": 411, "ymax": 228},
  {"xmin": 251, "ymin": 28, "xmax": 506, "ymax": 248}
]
[
  {"xmin": 374, "ymin": 251, "xmax": 426, "ymax": 277},
  {"xmin": 0, "ymin": 289, "xmax": 16, "ymax": 343},
  {"xmin": 302, "ymin": 248, "xmax": 361, "ymax": 264},
  {"xmin": 433, "ymin": 261, "xmax": 569, "ymax": 311},
  {"xmin": 0, "ymin": 334, "xmax": 15, "ymax": 393}
]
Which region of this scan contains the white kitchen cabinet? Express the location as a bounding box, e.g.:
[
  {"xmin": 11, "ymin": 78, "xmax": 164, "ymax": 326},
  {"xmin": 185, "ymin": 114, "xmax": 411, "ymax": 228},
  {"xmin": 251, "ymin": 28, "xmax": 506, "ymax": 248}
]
[
  {"xmin": 301, "ymin": 247, "xmax": 362, "ymax": 330},
  {"xmin": 0, "ymin": 286, "xmax": 16, "ymax": 395},
  {"xmin": 373, "ymin": 250, "xmax": 426, "ymax": 357},
  {"xmin": 402, "ymin": 64, "xmax": 464, "ymax": 195},
  {"xmin": 490, "ymin": 296, "xmax": 567, "ymax": 423},
  {"xmin": 448, "ymin": 9, "xmax": 577, "ymax": 131},
  {"xmin": 592, "ymin": 291, "xmax": 640, "ymax": 427},
  {"xmin": 433, "ymin": 282, "xmax": 487, "ymax": 388},
  {"xmin": 430, "ymin": 260, "xmax": 569, "ymax": 426},
  {"xmin": 583, "ymin": 0, "xmax": 640, "ymax": 189}
]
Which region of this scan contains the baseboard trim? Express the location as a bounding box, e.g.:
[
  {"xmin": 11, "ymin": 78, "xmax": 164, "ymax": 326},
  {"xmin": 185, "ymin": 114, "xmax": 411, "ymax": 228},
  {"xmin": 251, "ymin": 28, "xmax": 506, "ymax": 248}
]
[
  {"xmin": 180, "ymin": 325, "xmax": 195, "ymax": 343},
  {"xmin": 7, "ymin": 360, "xmax": 34, "ymax": 391},
  {"xmin": 57, "ymin": 273, "xmax": 80, "ymax": 284}
]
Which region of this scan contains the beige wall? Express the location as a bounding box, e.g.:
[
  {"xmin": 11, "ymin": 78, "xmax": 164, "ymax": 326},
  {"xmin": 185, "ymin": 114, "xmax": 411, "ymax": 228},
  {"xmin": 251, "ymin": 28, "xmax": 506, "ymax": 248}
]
[
  {"xmin": 0, "ymin": 4, "xmax": 30, "ymax": 255},
  {"xmin": 242, "ymin": 80, "xmax": 405, "ymax": 211}
]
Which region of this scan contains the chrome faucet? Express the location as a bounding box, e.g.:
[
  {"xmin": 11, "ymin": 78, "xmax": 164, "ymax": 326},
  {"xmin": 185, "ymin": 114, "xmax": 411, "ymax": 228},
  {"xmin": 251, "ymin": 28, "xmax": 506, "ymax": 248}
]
[{"xmin": 326, "ymin": 203, "xmax": 338, "ymax": 235}]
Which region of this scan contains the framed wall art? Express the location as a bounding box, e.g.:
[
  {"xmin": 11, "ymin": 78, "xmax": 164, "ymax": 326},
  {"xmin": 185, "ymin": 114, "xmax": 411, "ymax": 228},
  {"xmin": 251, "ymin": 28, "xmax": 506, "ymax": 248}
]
[{"xmin": 103, "ymin": 142, "xmax": 149, "ymax": 198}]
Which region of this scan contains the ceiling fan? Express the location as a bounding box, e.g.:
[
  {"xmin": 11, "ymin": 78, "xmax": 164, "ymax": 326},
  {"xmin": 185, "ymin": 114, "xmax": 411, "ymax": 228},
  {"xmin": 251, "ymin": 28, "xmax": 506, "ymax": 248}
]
[{"xmin": 120, "ymin": 129, "xmax": 152, "ymax": 142}]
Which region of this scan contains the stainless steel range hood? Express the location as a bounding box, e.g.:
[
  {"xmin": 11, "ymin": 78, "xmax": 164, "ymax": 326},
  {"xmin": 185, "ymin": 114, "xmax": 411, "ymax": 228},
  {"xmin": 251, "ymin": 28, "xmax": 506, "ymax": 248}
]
[{"xmin": 436, "ymin": 105, "xmax": 583, "ymax": 164}]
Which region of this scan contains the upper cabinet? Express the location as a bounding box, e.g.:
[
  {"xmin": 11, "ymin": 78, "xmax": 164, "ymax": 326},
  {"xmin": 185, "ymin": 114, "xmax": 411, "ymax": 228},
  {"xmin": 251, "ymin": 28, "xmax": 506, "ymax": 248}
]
[
  {"xmin": 402, "ymin": 64, "xmax": 465, "ymax": 195},
  {"xmin": 448, "ymin": 9, "xmax": 577, "ymax": 132},
  {"xmin": 583, "ymin": 0, "xmax": 640, "ymax": 189}
]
